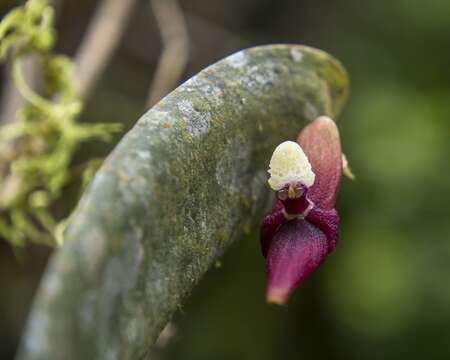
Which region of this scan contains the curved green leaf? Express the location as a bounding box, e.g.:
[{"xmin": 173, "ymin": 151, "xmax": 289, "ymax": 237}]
[{"xmin": 17, "ymin": 45, "xmax": 348, "ymax": 360}]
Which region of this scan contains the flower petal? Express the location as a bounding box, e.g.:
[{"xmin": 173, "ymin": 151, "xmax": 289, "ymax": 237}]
[
  {"xmin": 260, "ymin": 207, "xmax": 286, "ymax": 257},
  {"xmin": 297, "ymin": 116, "xmax": 342, "ymax": 209},
  {"xmin": 265, "ymin": 219, "xmax": 328, "ymax": 304},
  {"xmin": 267, "ymin": 141, "xmax": 315, "ymax": 190},
  {"xmin": 306, "ymin": 206, "xmax": 339, "ymax": 253}
]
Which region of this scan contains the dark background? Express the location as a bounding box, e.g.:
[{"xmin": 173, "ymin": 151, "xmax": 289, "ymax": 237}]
[{"xmin": 1, "ymin": 0, "xmax": 450, "ymax": 359}]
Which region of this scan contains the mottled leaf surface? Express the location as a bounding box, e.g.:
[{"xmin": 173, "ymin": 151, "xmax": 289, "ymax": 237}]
[{"xmin": 17, "ymin": 45, "xmax": 348, "ymax": 360}]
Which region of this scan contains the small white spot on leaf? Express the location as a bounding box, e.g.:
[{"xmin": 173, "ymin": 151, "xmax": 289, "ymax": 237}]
[
  {"xmin": 290, "ymin": 48, "xmax": 304, "ymax": 62},
  {"xmin": 177, "ymin": 99, "xmax": 211, "ymax": 138},
  {"xmin": 227, "ymin": 51, "xmax": 249, "ymax": 68}
]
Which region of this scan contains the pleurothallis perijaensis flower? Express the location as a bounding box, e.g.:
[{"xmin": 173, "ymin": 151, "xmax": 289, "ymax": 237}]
[{"xmin": 261, "ymin": 116, "xmax": 348, "ymax": 305}]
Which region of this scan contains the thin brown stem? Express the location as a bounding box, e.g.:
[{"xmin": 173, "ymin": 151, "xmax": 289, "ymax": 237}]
[
  {"xmin": 0, "ymin": 55, "xmax": 40, "ymax": 125},
  {"xmin": 74, "ymin": 0, "xmax": 138, "ymax": 100},
  {"xmin": 146, "ymin": 0, "xmax": 189, "ymax": 108}
]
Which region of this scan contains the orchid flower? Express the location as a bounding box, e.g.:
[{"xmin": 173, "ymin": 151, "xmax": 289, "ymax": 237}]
[{"xmin": 261, "ymin": 116, "xmax": 345, "ymax": 305}]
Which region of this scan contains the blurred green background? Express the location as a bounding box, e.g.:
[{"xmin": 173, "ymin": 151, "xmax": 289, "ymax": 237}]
[{"xmin": 1, "ymin": 0, "xmax": 450, "ymax": 359}]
